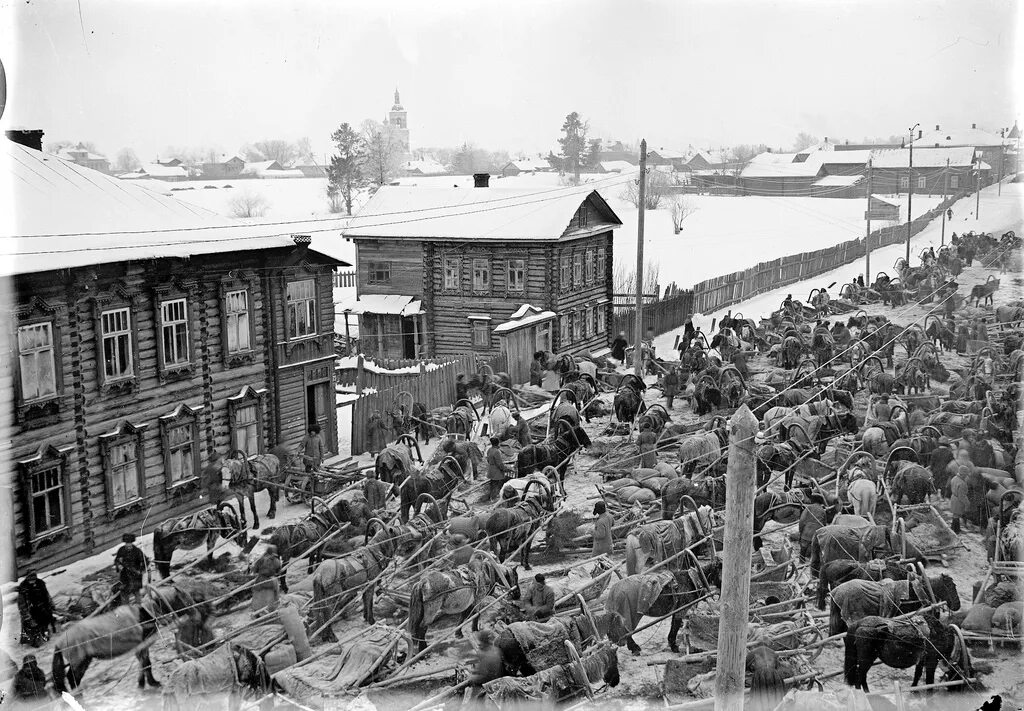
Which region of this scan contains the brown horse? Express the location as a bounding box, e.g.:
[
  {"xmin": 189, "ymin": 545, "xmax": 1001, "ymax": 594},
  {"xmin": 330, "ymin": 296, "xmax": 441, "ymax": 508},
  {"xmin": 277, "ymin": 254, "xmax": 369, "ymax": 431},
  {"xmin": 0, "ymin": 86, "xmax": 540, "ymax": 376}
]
[
  {"xmin": 218, "ymin": 449, "xmax": 286, "ymax": 529},
  {"xmin": 152, "ymin": 502, "xmax": 248, "ymax": 578}
]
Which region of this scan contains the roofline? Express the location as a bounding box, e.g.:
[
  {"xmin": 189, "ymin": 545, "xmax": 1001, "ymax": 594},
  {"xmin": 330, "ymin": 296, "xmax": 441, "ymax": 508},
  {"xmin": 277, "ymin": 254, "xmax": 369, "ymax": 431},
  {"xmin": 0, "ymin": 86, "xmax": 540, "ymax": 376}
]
[{"xmin": 346, "ymin": 224, "xmax": 619, "ymax": 243}]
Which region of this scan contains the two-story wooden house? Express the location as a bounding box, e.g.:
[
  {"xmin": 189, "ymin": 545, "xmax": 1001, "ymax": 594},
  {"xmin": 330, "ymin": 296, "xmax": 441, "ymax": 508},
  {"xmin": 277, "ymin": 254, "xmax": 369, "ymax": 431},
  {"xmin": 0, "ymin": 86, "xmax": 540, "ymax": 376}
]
[
  {"xmin": 341, "ymin": 174, "xmax": 621, "ymax": 366},
  {"xmin": 1, "ymin": 132, "xmax": 347, "ymax": 574}
]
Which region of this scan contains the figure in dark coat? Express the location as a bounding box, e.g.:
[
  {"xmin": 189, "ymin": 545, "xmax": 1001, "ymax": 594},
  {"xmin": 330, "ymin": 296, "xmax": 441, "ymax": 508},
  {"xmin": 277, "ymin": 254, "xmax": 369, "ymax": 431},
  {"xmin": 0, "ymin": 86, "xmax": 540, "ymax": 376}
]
[
  {"xmin": 17, "ymin": 572, "xmax": 54, "ymax": 647},
  {"xmin": 114, "ymin": 533, "xmax": 148, "ymax": 604},
  {"xmin": 611, "ymin": 333, "xmax": 629, "ymax": 362},
  {"xmin": 929, "ymin": 441, "xmax": 955, "ymax": 496},
  {"xmin": 12, "ymin": 655, "xmax": 49, "ymax": 700},
  {"xmin": 455, "ymin": 374, "xmax": 469, "ymax": 403}
]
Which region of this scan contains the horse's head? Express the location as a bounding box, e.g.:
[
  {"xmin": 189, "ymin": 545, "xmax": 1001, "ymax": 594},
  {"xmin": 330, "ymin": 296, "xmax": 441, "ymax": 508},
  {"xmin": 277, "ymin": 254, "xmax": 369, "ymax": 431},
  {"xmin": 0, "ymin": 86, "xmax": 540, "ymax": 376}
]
[
  {"xmin": 933, "ymin": 573, "xmax": 961, "ymax": 612},
  {"xmin": 566, "ymin": 425, "xmax": 592, "ymax": 450},
  {"xmin": 216, "ymin": 501, "xmax": 248, "ymax": 547},
  {"xmin": 600, "ymin": 645, "xmax": 621, "ymax": 687},
  {"xmin": 219, "ymin": 459, "xmax": 245, "ymax": 489}
]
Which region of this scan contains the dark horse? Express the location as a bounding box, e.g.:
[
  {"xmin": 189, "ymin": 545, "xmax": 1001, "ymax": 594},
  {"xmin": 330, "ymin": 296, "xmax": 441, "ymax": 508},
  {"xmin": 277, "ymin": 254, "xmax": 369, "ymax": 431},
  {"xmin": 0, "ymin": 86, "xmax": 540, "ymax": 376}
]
[
  {"xmin": 398, "ymin": 455, "xmax": 464, "ymax": 523},
  {"xmin": 605, "ymin": 559, "xmax": 722, "ymax": 654},
  {"xmin": 152, "ymin": 501, "xmax": 248, "ymax": 578},
  {"xmin": 815, "ymin": 558, "xmax": 908, "ymax": 610},
  {"xmin": 828, "ymin": 574, "xmax": 961, "ymax": 636},
  {"xmin": 268, "ymin": 496, "xmax": 371, "ymax": 582},
  {"xmin": 496, "ymin": 611, "xmax": 628, "ymax": 677},
  {"xmin": 218, "ymin": 447, "xmax": 288, "ymax": 529},
  {"xmin": 52, "ymin": 584, "xmax": 199, "ymax": 692},
  {"xmin": 484, "ymin": 482, "xmax": 555, "ymax": 570},
  {"xmin": 613, "ymin": 374, "xmax": 647, "ymax": 423},
  {"xmin": 516, "ymin": 424, "xmax": 592, "ymax": 492},
  {"xmin": 752, "ymin": 488, "xmax": 832, "ymax": 552},
  {"xmin": 845, "ymin": 612, "xmax": 972, "ymax": 692},
  {"xmin": 661, "ymin": 476, "xmax": 726, "ymax": 520}
]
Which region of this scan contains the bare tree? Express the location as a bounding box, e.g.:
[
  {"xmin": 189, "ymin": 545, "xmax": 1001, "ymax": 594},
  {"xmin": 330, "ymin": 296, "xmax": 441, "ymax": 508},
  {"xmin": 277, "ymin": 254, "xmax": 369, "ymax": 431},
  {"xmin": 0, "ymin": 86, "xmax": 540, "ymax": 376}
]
[
  {"xmin": 361, "ymin": 119, "xmax": 402, "ymax": 188},
  {"xmin": 248, "ymin": 140, "xmax": 298, "ymax": 166},
  {"xmin": 228, "ymin": 190, "xmax": 270, "ymax": 218},
  {"xmin": 792, "ymin": 132, "xmax": 819, "ymax": 152},
  {"xmin": 670, "ymin": 195, "xmax": 697, "ymax": 233},
  {"xmin": 114, "ymin": 147, "xmax": 141, "ymax": 173},
  {"xmin": 614, "ymin": 260, "xmax": 662, "ymax": 298},
  {"xmin": 621, "ymin": 169, "xmax": 670, "ymax": 209}
]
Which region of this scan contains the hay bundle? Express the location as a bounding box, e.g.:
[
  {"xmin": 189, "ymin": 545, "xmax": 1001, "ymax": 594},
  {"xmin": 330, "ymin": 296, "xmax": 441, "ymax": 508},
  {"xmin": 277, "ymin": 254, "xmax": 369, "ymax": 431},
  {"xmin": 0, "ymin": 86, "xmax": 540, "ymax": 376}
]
[{"xmin": 546, "ymin": 510, "xmax": 583, "ymax": 555}]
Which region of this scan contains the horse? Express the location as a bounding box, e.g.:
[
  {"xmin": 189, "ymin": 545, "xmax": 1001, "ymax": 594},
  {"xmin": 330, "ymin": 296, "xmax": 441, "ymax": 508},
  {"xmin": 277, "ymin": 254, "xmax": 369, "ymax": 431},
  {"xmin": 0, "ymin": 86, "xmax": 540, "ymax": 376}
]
[
  {"xmin": 755, "ymin": 440, "xmax": 814, "ymax": 490},
  {"xmin": 407, "ymin": 552, "xmax": 518, "ymax": 652},
  {"xmin": 691, "ymin": 374, "xmax": 722, "ymax": 416},
  {"xmin": 809, "ymin": 522, "xmax": 925, "ymax": 578},
  {"xmin": 411, "ymin": 402, "xmax": 434, "ymax": 443},
  {"xmin": 268, "ymin": 497, "xmax": 369, "ymax": 580},
  {"xmin": 446, "ymin": 401, "xmax": 479, "ymax": 438},
  {"xmin": 846, "ymin": 478, "xmax": 878, "ymax": 522},
  {"xmin": 613, "ymin": 375, "xmax": 646, "ymax": 423},
  {"xmin": 375, "ymin": 438, "xmax": 420, "ymax": 485},
  {"xmin": 625, "ymin": 510, "xmax": 715, "ymax": 575},
  {"xmin": 605, "ymin": 559, "xmax": 722, "ymax": 654},
  {"xmin": 888, "ymin": 461, "xmax": 937, "ymax": 507},
  {"xmin": 562, "ymin": 375, "xmax": 598, "ymax": 420},
  {"xmin": 397, "ymin": 456, "xmax": 464, "ymax": 523},
  {"xmin": 895, "ymin": 358, "xmax": 929, "ymax": 395},
  {"xmin": 661, "ymin": 477, "xmax": 727, "ymax": 519},
  {"xmin": 860, "ymin": 420, "xmax": 908, "ymax": 458},
  {"xmin": 816, "ymin": 558, "xmax": 909, "ymax": 610},
  {"xmin": 219, "ymin": 451, "xmax": 285, "ymax": 530},
  {"xmin": 752, "ymin": 488, "xmax": 826, "ymax": 551},
  {"xmin": 844, "ymin": 613, "xmax": 971, "ymax": 692},
  {"xmin": 676, "ymin": 426, "xmax": 727, "ymax": 478},
  {"xmin": 781, "ymin": 412, "xmax": 858, "ymax": 455},
  {"xmin": 780, "ymin": 335, "xmax": 804, "ymax": 370},
  {"xmin": 162, "ymin": 643, "xmax": 272, "ymax": 710},
  {"xmin": 152, "ymin": 502, "xmax": 248, "ymax": 578},
  {"xmin": 428, "ymin": 438, "xmax": 483, "ymax": 481},
  {"xmin": 483, "ymin": 644, "xmax": 621, "ymax": 705},
  {"xmin": 495, "ymin": 611, "xmax": 628, "ymax": 677},
  {"xmin": 484, "ymin": 483, "xmax": 554, "ymax": 570},
  {"xmin": 828, "ymin": 574, "xmax": 960, "ymax": 634},
  {"xmin": 516, "ymin": 425, "xmax": 592, "ymax": 492},
  {"xmin": 308, "ymin": 519, "xmax": 417, "ymax": 640},
  {"xmin": 550, "ymin": 396, "xmax": 582, "ymax": 432},
  {"xmin": 51, "ymin": 584, "xmax": 198, "ymax": 692},
  {"xmin": 718, "ymin": 365, "xmax": 747, "ymax": 408}
]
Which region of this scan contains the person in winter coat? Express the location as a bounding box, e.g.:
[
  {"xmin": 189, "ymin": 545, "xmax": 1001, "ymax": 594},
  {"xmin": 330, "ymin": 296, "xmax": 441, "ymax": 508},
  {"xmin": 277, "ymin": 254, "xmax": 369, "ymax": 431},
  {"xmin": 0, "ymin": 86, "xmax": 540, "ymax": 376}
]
[
  {"xmin": 512, "ymin": 414, "xmax": 532, "ymax": 447},
  {"xmin": 114, "ymin": 533, "xmax": 148, "ymax": 605},
  {"xmin": 17, "ymin": 571, "xmax": 54, "ymax": 647},
  {"xmin": 297, "ymin": 424, "xmax": 327, "ymax": 472},
  {"xmin": 929, "ymin": 437, "xmax": 956, "ymax": 496},
  {"xmin": 529, "ymin": 353, "xmax": 544, "ymax": 387},
  {"xmin": 955, "ymin": 324, "xmax": 971, "ymax": 354},
  {"xmin": 611, "ymin": 332, "xmax": 629, "ymax": 363},
  {"xmin": 637, "ymin": 422, "xmax": 658, "ymax": 468},
  {"xmin": 949, "ymin": 466, "xmax": 970, "ymax": 534},
  {"xmin": 251, "ymin": 545, "xmax": 283, "ymax": 608},
  {"xmin": 455, "ymin": 374, "xmax": 469, "ymax": 403},
  {"xmin": 486, "ymin": 437, "xmax": 509, "ymax": 501},
  {"xmin": 521, "ymin": 574, "xmax": 556, "ymax": 621},
  {"xmin": 682, "ymin": 321, "xmax": 696, "ymax": 352},
  {"xmin": 12, "ymin": 655, "xmax": 48, "ymax": 700},
  {"xmin": 591, "ymin": 500, "xmax": 615, "ymax": 556},
  {"xmin": 663, "ymin": 366, "xmax": 680, "ymax": 409},
  {"xmin": 361, "ymin": 469, "xmax": 392, "ymax": 514}
]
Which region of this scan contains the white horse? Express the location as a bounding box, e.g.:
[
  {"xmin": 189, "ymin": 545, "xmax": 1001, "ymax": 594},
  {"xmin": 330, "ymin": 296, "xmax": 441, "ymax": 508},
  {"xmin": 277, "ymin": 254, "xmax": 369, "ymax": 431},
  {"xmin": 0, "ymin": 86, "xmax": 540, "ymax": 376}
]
[
  {"xmin": 487, "ymin": 400, "xmax": 514, "ymax": 440},
  {"xmin": 846, "ymin": 477, "xmax": 878, "ymax": 523}
]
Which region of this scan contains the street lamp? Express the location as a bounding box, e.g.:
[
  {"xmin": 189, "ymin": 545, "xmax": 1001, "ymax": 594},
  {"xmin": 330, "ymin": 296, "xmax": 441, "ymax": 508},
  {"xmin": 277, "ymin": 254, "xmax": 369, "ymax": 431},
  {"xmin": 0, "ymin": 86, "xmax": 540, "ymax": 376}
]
[{"xmin": 906, "ymin": 123, "xmax": 919, "ymax": 263}]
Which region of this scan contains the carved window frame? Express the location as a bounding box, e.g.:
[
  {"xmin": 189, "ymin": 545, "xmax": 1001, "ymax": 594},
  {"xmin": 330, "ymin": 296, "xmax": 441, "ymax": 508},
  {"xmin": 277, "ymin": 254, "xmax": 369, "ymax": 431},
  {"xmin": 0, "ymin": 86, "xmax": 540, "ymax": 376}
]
[
  {"xmin": 159, "ymin": 403, "xmax": 204, "ymax": 493},
  {"xmin": 99, "ymin": 420, "xmax": 148, "ymax": 517},
  {"xmin": 506, "ymin": 258, "xmax": 526, "ymax": 294},
  {"xmin": 471, "ymin": 257, "xmax": 491, "ymax": 295},
  {"xmin": 584, "ymin": 249, "xmax": 595, "ymax": 285},
  {"xmin": 573, "ymin": 252, "xmax": 583, "ymax": 289},
  {"xmin": 13, "ymin": 296, "xmax": 65, "ymax": 426},
  {"xmin": 559, "ymin": 313, "xmax": 571, "ymax": 347},
  {"xmin": 441, "ymin": 254, "xmax": 461, "ymax": 294},
  {"xmin": 468, "ymin": 315, "xmax": 492, "ymax": 350},
  {"xmin": 93, "ymin": 282, "xmax": 140, "ymax": 396},
  {"xmin": 367, "ymin": 261, "xmax": 392, "ymax": 285},
  {"xmin": 220, "ymin": 271, "xmax": 258, "ymax": 367},
  {"xmin": 227, "ymin": 385, "xmax": 267, "ymax": 456},
  {"xmin": 284, "ymin": 269, "xmax": 320, "ymax": 342},
  {"xmin": 560, "ymin": 254, "xmax": 571, "ymax": 290},
  {"xmin": 154, "ymin": 279, "xmax": 199, "ymax": 382},
  {"xmin": 18, "ymin": 444, "xmax": 74, "ymax": 550}
]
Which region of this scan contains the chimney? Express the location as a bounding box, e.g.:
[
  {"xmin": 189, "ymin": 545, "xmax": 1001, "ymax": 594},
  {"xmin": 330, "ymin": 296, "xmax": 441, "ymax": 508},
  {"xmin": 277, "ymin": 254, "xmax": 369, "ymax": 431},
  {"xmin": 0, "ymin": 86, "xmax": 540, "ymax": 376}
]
[
  {"xmin": 918, "ymin": 129, "xmax": 923, "ymax": 140},
  {"xmin": 473, "ymin": 173, "xmax": 490, "ymax": 188},
  {"xmin": 972, "ymin": 123, "xmax": 977, "ymax": 129},
  {"xmin": 901, "ymin": 137, "xmax": 906, "ymax": 148},
  {"xmin": 6, "ymin": 128, "xmax": 44, "ymax": 152},
  {"xmin": 935, "ymin": 124, "xmax": 940, "ymax": 130}
]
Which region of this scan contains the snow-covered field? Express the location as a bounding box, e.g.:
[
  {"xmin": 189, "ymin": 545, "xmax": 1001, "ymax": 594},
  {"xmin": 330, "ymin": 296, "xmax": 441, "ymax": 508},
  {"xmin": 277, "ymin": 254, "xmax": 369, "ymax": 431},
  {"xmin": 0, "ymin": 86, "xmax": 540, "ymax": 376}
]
[{"xmin": 166, "ymin": 177, "xmax": 338, "ymax": 220}]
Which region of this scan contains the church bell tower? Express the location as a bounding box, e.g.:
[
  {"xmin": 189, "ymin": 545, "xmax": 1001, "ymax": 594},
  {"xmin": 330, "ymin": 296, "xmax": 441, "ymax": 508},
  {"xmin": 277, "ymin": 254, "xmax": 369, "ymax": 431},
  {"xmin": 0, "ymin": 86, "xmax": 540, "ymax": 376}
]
[{"xmin": 388, "ymin": 88, "xmax": 410, "ymax": 159}]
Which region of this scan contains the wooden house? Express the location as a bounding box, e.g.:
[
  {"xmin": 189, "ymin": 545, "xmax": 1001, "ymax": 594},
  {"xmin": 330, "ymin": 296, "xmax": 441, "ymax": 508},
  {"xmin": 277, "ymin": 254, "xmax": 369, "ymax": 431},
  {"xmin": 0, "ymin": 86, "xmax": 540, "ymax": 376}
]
[
  {"xmin": 870, "ymin": 146, "xmax": 980, "ymax": 194},
  {"xmin": 342, "ymin": 174, "xmax": 622, "ymax": 363},
  {"xmin": 1, "ymin": 133, "xmax": 348, "ymax": 574}
]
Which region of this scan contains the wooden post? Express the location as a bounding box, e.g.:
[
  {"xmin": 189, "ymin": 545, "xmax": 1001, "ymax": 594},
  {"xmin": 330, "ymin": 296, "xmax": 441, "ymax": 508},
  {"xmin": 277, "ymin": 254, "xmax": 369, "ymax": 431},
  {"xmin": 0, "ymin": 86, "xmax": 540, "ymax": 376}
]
[
  {"xmin": 634, "ymin": 140, "xmax": 647, "ymax": 376},
  {"xmin": 356, "ymin": 354, "xmax": 365, "ymax": 396},
  {"xmin": 941, "ymin": 159, "xmax": 949, "ymax": 245},
  {"xmin": 713, "ymin": 404, "xmax": 758, "ymax": 711},
  {"xmin": 865, "ymin": 159, "xmax": 872, "ymax": 284}
]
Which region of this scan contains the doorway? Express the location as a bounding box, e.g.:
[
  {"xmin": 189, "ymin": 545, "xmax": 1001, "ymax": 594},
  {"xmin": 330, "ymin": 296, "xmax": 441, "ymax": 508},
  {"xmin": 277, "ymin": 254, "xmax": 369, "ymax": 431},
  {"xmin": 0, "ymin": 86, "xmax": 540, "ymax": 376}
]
[
  {"xmin": 401, "ymin": 316, "xmax": 417, "ymax": 359},
  {"xmin": 306, "ymin": 381, "xmax": 334, "ymax": 450}
]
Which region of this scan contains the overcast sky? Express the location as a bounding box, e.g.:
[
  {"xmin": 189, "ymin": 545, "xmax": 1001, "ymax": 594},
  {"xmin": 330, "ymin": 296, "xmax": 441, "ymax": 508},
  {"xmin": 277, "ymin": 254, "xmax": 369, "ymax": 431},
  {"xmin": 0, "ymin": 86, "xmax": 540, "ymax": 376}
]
[{"xmin": 1, "ymin": 0, "xmax": 1020, "ymax": 161}]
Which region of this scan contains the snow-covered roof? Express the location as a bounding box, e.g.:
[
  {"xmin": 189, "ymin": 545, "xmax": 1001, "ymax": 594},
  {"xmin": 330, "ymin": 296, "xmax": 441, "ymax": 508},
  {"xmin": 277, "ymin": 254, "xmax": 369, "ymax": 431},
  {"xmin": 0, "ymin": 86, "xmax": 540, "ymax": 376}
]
[
  {"xmin": 870, "ymin": 146, "xmax": 976, "ymax": 169},
  {"xmin": 259, "ymin": 168, "xmax": 305, "ymax": 179},
  {"xmin": 403, "ymin": 159, "xmax": 447, "ymax": 175},
  {"xmin": 2, "ymin": 140, "xmax": 350, "ymax": 277},
  {"xmin": 740, "ymin": 152, "xmax": 823, "ymax": 178},
  {"xmin": 690, "ymin": 149, "xmax": 735, "ymax": 165},
  {"xmin": 870, "ymin": 194, "xmax": 899, "ymax": 207},
  {"xmin": 336, "ymin": 293, "xmax": 423, "ymax": 316},
  {"xmin": 344, "ymin": 185, "xmax": 622, "ymax": 241},
  {"xmin": 505, "ymin": 157, "xmax": 551, "ymax": 172},
  {"xmin": 649, "ymin": 147, "xmax": 686, "ymax": 159},
  {"xmin": 818, "ymin": 150, "xmax": 872, "ymax": 165},
  {"xmin": 124, "ymin": 163, "xmax": 188, "ymax": 178},
  {"xmin": 599, "ymin": 160, "xmax": 635, "ymax": 173},
  {"xmin": 494, "ymin": 304, "xmax": 557, "ymax": 334},
  {"xmin": 813, "ymin": 175, "xmax": 864, "ymax": 187},
  {"xmin": 917, "ymin": 127, "xmax": 1006, "ymax": 148},
  {"xmin": 57, "ymin": 145, "xmax": 108, "ymax": 161}
]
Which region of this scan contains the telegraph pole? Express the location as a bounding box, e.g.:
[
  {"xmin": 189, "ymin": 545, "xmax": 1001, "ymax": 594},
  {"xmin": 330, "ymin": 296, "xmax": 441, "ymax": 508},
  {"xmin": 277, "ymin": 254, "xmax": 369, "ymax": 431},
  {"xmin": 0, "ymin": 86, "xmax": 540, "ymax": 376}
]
[
  {"xmin": 633, "ymin": 140, "xmax": 647, "ymax": 377},
  {"xmin": 864, "ymin": 159, "xmax": 872, "ymax": 284},
  {"xmin": 906, "ymin": 124, "xmax": 918, "ymax": 264},
  {"xmin": 976, "ymin": 161, "xmax": 981, "ymax": 220},
  {"xmin": 941, "ymin": 158, "xmax": 949, "ymax": 246}
]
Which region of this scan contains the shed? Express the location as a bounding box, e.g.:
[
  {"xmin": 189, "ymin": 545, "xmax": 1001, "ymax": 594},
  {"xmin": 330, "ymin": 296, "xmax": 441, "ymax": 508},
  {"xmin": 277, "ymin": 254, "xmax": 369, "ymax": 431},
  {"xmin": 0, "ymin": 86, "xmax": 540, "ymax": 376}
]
[{"xmin": 494, "ymin": 305, "xmax": 556, "ymax": 384}]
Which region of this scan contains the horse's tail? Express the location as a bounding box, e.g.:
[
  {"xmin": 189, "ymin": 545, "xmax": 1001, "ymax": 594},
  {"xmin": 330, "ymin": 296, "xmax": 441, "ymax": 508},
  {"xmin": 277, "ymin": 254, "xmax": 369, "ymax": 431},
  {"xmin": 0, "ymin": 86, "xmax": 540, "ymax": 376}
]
[
  {"xmin": 624, "ymin": 535, "xmax": 638, "ymax": 576},
  {"xmin": 809, "ymin": 535, "xmax": 821, "ymax": 578},
  {"xmin": 51, "ymin": 648, "xmax": 67, "ymax": 693},
  {"xmin": 843, "ymin": 620, "xmax": 859, "ymax": 686},
  {"xmin": 407, "ymin": 583, "xmax": 425, "ymax": 649},
  {"xmin": 829, "ymin": 597, "xmax": 847, "ymax": 638},
  {"xmin": 816, "ymin": 565, "xmax": 830, "ymax": 610}
]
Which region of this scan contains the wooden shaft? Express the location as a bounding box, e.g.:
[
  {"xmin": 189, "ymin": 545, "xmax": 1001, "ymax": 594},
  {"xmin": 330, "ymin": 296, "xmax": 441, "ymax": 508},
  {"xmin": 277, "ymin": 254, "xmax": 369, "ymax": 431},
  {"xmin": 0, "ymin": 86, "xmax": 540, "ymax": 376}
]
[
  {"xmin": 714, "ymin": 404, "xmax": 758, "ymax": 711},
  {"xmin": 407, "ymin": 679, "xmax": 474, "ymax": 711}
]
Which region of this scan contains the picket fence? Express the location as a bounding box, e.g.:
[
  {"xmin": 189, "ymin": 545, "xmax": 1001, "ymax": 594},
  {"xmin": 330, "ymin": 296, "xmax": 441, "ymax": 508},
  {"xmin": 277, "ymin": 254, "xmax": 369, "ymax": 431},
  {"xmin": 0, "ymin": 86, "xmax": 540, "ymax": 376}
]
[
  {"xmin": 612, "ymin": 290, "xmax": 695, "ymax": 340},
  {"xmin": 690, "ymin": 192, "xmax": 966, "ymax": 316}
]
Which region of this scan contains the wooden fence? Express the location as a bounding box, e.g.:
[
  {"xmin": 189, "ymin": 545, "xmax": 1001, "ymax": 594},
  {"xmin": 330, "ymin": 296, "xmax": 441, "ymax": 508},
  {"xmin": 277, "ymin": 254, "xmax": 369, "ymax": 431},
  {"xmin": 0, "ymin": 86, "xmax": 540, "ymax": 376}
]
[
  {"xmin": 612, "ymin": 290, "xmax": 695, "ymax": 339},
  {"xmin": 690, "ymin": 192, "xmax": 966, "ymax": 316},
  {"xmin": 333, "ymin": 270, "xmax": 357, "ymax": 288}
]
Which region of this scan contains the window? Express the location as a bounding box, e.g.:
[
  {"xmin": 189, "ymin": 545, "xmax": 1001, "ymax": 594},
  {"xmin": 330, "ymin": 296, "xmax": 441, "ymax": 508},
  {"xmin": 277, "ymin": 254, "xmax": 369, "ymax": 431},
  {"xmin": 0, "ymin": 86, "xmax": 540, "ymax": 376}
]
[
  {"xmin": 560, "ymin": 313, "xmax": 571, "ymax": 344},
  {"xmin": 917, "ymin": 176, "xmax": 926, "ymax": 189},
  {"xmin": 225, "ymin": 289, "xmax": 251, "ymax": 353},
  {"xmin": 595, "ymin": 304, "xmax": 606, "ymax": 334},
  {"xmin": 161, "ymin": 405, "xmax": 201, "ymax": 488},
  {"xmin": 585, "ymin": 308, "xmax": 594, "ymax": 338},
  {"xmin": 573, "ymin": 253, "xmax": 583, "ymax": 288},
  {"xmin": 577, "ymin": 204, "xmax": 589, "ymax": 229},
  {"xmin": 29, "ymin": 465, "xmax": 66, "ymax": 537},
  {"xmin": 560, "ymin": 255, "xmax": 571, "ymax": 288},
  {"xmin": 287, "ymin": 279, "xmax": 317, "ymax": 339},
  {"xmin": 507, "ymin": 259, "xmax": 526, "ymax": 292},
  {"xmin": 597, "ymin": 246, "xmax": 606, "ymax": 280},
  {"xmin": 108, "ymin": 441, "xmax": 140, "ymax": 506},
  {"xmin": 443, "ymin": 257, "xmax": 460, "ymax": 290},
  {"xmin": 950, "ymin": 175, "xmax": 960, "ymax": 189},
  {"xmin": 470, "ymin": 319, "xmax": 490, "ymax": 349},
  {"xmin": 584, "ymin": 249, "xmax": 595, "ymax": 284},
  {"xmin": 18, "ymin": 323, "xmax": 57, "ymax": 403},
  {"xmin": 101, "ymin": 307, "xmax": 133, "ymax": 380},
  {"xmin": 232, "ymin": 404, "xmax": 260, "ymax": 454},
  {"xmin": 574, "ymin": 310, "xmax": 585, "ymax": 340},
  {"xmin": 368, "ymin": 262, "xmax": 392, "ymax": 284},
  {"xmin": 472, "ymin": 258, "xmax": 491, "ymax": 292},
  {"xmin": 160, "ymin": 298, "xmax": 190, "ymax": 367},
  {"xmin": 899, "ymin": 176, "xmax": 909, "ymax": 189}
]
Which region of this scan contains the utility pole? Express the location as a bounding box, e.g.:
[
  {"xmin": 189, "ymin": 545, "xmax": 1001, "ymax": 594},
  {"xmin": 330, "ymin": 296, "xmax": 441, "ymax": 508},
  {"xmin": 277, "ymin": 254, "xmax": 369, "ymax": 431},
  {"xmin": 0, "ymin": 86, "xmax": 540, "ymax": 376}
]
[
  {"xmin": 865, "ymin": 159, "xmax": 872, "ymax": 284},
  {"xmin": 941, "ymin": 158, "xmax": 949, "ymax": 246},
  {"xmin": 976, "ymin": 161, "xmax": 981, "ymax": 220},
  {"xmin": 906, "ymin": 123, "xmax": 918, "ymax": 264},
  {"xmin": 714, "ymin": 404, "xmax": 758, "ymax": 711},
  {"xmin": 633, "ymin": 140, "xmax": 647, "ymax": 377}
]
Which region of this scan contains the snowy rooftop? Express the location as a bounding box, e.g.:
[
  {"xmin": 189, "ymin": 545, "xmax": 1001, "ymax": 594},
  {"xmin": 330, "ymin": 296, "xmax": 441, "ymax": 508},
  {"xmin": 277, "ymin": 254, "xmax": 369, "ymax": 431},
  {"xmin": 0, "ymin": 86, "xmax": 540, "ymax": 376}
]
[
  {"xmin": 740, "ymin": 153, "xmax": 824, "ymax": 178},
  {"xmin": 135, "ymin": 163, "xmax": 188, "ymax": 178},
  {"xmin": 344, "ymin": 185, "xmax": 622, "ymax": 241},
  {"xmin": 599, "ymin": 160, "xmax": 635, "ymax": 173},
  {"xmin": 870, "ymin": 146, "xmax": 977, "ymax": 168},
  {"xmin": 818, "ymin": 150, "xmax": 872, "ymax": 165},
  {"xmin": 493, "ymin": 304, "xmax": 557, "ymax": 333},
  {"xmin": 1, "ymin": 141, "xmax": 350, "ymax": 277},
  {"xmin": 336, "ymin": 293, "xmax": 423, "ymax": 316},
  {"xmin": 917, "ymin": 126, "xmax": 1006, "ymax": 148}
]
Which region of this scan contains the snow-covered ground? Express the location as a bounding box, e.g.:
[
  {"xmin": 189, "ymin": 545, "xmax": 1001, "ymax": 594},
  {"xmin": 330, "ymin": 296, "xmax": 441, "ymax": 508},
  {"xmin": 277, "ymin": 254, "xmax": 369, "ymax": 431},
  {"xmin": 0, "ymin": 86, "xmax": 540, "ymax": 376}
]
[
  {"xmin": 652, "ymin": 180, "xmax": 1024, "ymax": 355},
  {"xmin": 167, "ymin": 177, "xmax": 338, "ymax": 221}
]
